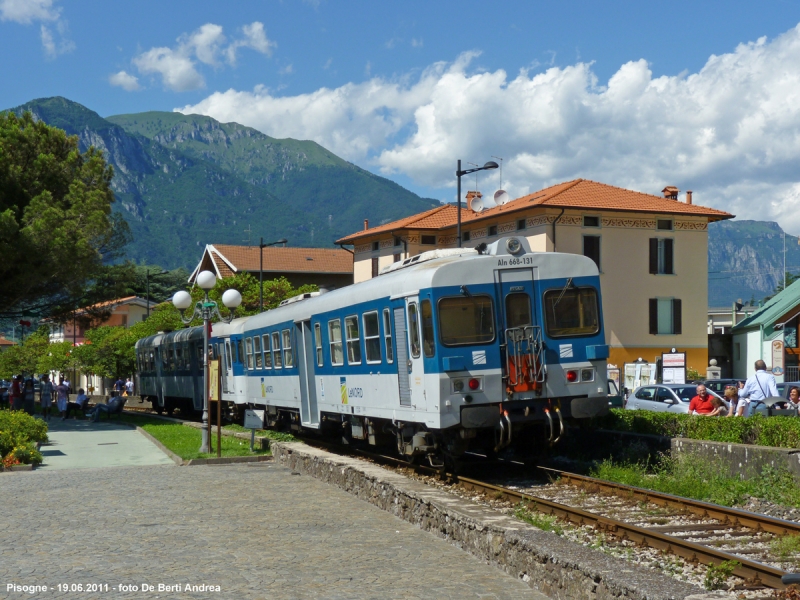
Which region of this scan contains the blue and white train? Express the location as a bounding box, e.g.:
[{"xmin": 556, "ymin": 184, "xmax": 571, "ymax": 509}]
[{"xmin": 136, "ymin": 236, "xmax": 609, "ymax": 464}]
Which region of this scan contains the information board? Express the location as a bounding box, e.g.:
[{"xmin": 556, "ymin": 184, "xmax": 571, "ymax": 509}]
[{"xmin": 244, "ymin": 409, "xmax": 265, "ymax": 430}]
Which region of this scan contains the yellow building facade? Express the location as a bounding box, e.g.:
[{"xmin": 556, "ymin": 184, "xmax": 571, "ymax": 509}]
[{"xmin": 337, "ymin": 179, "xmax": 733, "ymax": 375}]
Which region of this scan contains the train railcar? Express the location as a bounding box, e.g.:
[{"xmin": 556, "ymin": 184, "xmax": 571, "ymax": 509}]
[{"xmin": 232, "ymin": 235, "xmax": 608, "ymax": 465}]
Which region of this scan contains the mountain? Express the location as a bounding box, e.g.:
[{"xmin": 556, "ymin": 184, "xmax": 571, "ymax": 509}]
[
  {"xmin": 708, "ymin": 220, "xmax": 800, "ymax": 306},
  {"xmin": 8, "ymin": 97, "xmax": 439, "ymax": 269}
]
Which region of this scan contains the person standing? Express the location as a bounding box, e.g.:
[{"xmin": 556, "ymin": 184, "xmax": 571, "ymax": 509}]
[
  {"xmin": 39, "ymin": 374, "xmax": 54, "ymax": 421},
  {"xmin": 688, "ymin": 384, "xmax": 716, "ymax": 415},
  {"xmin": 737, "ymin": 359, "xmax": 779, "ymax": 416},
  {"xmin": 9, "ymin": 375, "xmax": 22, "ymax": 410},
  {"xmin": 21, "ymin": 378, "xmax": 36, "ymax": 415},
  {"xmin": 114, "ymin": 377, "xmax": 124, "ymax": 397},
  {"xmin": 55, "ymin": 378, "xmax": 69, "ymax": 419},
  {"xmin": 125, "ymin": 377, "xmax": 134, "ymax": 397}
]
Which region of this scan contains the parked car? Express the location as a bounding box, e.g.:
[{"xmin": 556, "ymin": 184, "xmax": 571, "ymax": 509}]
[
  {"xmin": 776, "ymin": 381, "xmax": 800, "ymax": 399},
  {"xmin": 703, "ymin": 379, "xmax": 742, "ymax": 394},
  {"xmin": 608, "ymin": 379, "xmax": 624, "ymax": 408},
  {"xmin": 625, "ymin": 384, "xmax": 729, "ymax": 414}
]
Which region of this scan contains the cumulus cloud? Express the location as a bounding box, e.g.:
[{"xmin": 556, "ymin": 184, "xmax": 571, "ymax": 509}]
[
  {"xmin": 178, "ymin": 24, "xmax": 800, "ymax": 230},
  {"xmin": 109, "ymin": 70, "xmax": 141, "ymax": 91},
  {"xmin": 1, "ymin": 0, "xmax": 73, "ymax": 57},
  {"xmin": 128, "ymin": 21, "xmax": 274, "ymax": 92}
]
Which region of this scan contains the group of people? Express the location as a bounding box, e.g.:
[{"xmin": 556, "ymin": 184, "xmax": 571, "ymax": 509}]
[{"xmin": 689, "ymin": 360, "xmax": 798, "ymax": 416}]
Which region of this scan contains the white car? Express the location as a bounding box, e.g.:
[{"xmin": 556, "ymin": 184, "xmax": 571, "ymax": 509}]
[{"xmin": 625, "ymin": 384, "xmax": 728, "ymax": 414}]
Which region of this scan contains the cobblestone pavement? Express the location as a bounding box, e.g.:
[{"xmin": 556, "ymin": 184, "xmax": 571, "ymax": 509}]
[{"xmin": 0, "ymin": 463, "xmax": 547, "ymax": 600}]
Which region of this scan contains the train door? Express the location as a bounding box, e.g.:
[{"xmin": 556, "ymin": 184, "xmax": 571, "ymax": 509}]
[
  {"xmin": 154, "ymin": 345, "xmax": 165, "ymax": 408},
  {"xmin": 405, "ymin": 296, "xmax": 427, "ymax": 410},
  {"xmin": 295, "ymin": 320, "xmax": 319, "ymax": 427},
  {"xmin": 222, "ymin": 340, "xmax": 233, "ymax": 394},
  {"xmin": 392, "ymin": 305, "xmax": 411, "ymax": 406},
  {"xmin": 496, "ymin": 268, "xmax": 545, "ymax": 393}
]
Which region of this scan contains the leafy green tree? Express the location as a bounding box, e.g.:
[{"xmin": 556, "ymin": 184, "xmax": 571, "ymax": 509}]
[
  {"xmin": 0, "ymin": 111, "xmax": 129, "ymax": 314},
  {"xmin": 0, "ymin": 326, "xmax": 50, "ymax": 378}
]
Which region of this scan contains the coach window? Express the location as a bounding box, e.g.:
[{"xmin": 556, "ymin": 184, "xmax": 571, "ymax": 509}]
[
  {"xmin": 262, "ymin": 334, "xmax": 272, "ymax": 369},
  {"xmin": 329, "ymin": 319, "xmax": 344, "ymax": 366},
  {"xmin": 383, "ymin": 309, "xmax": 394, "ymax": 363},
  {"xmin": 237, "ymin": 339, "xmax": 245, "ymax": 365},
  {"xmin": 345, "ymin": 316, "xmax": 362, "ymax": 365},
  {"xmin": 314, "ymin": 323, "xmax": 323, "ymax": 366},
  {"xmin": 408, "ymin": 303, "xmax": 421, "ymax": 358},
  {"xmin": 282, "ymin": 329, "xmax": 293, "ymax": 368},
  {"xmin": 506, "ymin": 293, "xmax": 532, "ymax": 328},
  {"xmin": 175, "ymin": 346, "xmax": 183, "ymax": 370},
  {"xmin": 225, "ymin": 341, "xmax": 232, "ymax": 370},
  {"xmin": 363, "ymin": 311, "xmax": 381, "ymax": 364},
  {"xmin": 420, "ymin": 300, "xmax": 435, "ymax": 358},
  {"xmin": 254, "ymin": 335, "xmax": 263, "ymax": 369},
  {"xmin": 245, "ymin": 337, "xmax": 254, "ymax": 370},
  {"xmin": 272, "ymin": 332, "xmax": 282, "ymax": 368},
  {"xmin": 438, "ymin": 296, "xmax": 495, "ymax": 346}
]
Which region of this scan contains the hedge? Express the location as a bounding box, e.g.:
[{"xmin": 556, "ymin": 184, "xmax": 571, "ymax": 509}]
[
  {"xmin": 590, "ymin": 409, "xmax": 800, "ymax": 449},
  {"xmin": 0, "ymin": 410, "xmax": 47, "ymax": 467}
]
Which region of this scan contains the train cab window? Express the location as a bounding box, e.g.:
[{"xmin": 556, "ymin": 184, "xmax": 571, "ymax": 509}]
[
  {"xmin": 254, "ymin": 335, "xmax": 263, "ymax": 369},
  {"xmin": 272, "ymin": 332, "xmax": 282, "ymax": 368},
  {"xmin": 408, "ymin": 303, "xmax": 421, "ymax": 358},
  {"xmin": 245, "ymin": 337, "xmax": 254, "ymax": 370},
  {"xmin": 262, "ymin": 334, "xmax": 272, "ymax": 369},
  {"xmin": 383, "ymin": 309, "xmax": 393, "ymax": 363},
  {"xmin": 314, "ymin": 323, "xmax": 323, "ymax": 367},
  {"xmin": 420, "ymin": 300, "xmax": 435, "ymax": 358},
  {"xmin": 543, "ymin": 287, "xmax": 600, "ymax": 338},
  {"xmin": 282, "ymin": 329, "xmax": 293, "ymax": 368},
  {"xmin": 438, "ymin": 296, "xmax": 495, "ymax": 346},
  {"xmin": 363, "ymin": 312, "xmax": 381, "ymax": 364},
  {"xmin": 329, "ymin": 319, "xmax": 344, "ymax": 366},
  {"xmin": 345, "ymin": 316, "xmax": 362, "ymax": 365},
  {"xmin": 506, "ymin": 293, "xmax": 532, "ymax": 328}
]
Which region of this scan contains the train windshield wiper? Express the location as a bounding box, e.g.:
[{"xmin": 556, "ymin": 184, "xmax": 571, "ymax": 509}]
[{"xmin": 553, "ymin": 278, "xmax": 573, "ymax": 308}]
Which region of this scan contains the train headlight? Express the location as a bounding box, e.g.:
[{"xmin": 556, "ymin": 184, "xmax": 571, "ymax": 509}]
[
  {"xmin": 566, "ymin": 370, "xmax": 578, "ymax": 383},
  {"xmin": 505, "ymin": 237, "xmax": 522, "ymax": 255},
  {"xmin": 581, "ymin": 368, "xmax": 594, "ymax": 382},
  {"xmin": 453, "ymin": 379, "xmax": 465, "ymax": 392}
]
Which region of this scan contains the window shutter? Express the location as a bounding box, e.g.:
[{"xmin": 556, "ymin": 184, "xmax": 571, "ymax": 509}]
[
  {"xmin": 649, "ymin": 238, "xmax": 658, "ymax": 274},
  {"xmin": 649, "ymin": 299, "xmax": 658, "ymax": 334},
  {"xmin": 664, "ymin": 239, "xmax": 674, "ymax": 274},
  {"xmin": 672, "ymin": 299, "xmax": 682, "ymax": 334}
]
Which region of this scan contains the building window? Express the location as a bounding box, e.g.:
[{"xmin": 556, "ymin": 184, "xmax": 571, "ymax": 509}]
[
  {"xmin": 657, "ymin": 219, "xmax": 673, "ymax": 231},
  {"xmin": 583, "ymin": 235, "xmax": 601, "ymax": 269},
  {"xmin": 462, "ymin": 231, "xmax": 471, "ymax": 242},
  {"xmin": 488, "ymin": 225, "xmax": 498, "ymax": 237},
  {"xmin": 649, "ymin": 298, "xmax": 682, "ymax": 335},
  {"xmin": 735, "ymin": 342, "xmax": 741, "ymax": 361},
  {"xmin": 421, "ymin": 235, "xmax": 436, "ymax": 245},
  {"xmin": 517, "ymin": 219, "xmax": 526, "ymax": 231},
  {"xmin": 649, "ymin": 238, "xmax": 674, "ymax": 275},
  {"xmin": 371, "ymin": 241, "xmax": 379, "ymax": 251},
  {"xmin": 371, "ymin": 257, "xmax": 379, "ymax": 278},
  {"xmin": 393, "ymin": 253, "xmax": 401, "ymax": 263},
  {"xmin": 583, "ymin": 216, "xmax": 600, "ymax": 227},
  {"xmin": 394, "ymin": 236, "xmax": 401, "ymax": 246}
]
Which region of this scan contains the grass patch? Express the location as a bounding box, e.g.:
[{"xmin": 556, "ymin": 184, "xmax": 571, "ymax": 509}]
[
  {"xmin": 514, "ymin": 503, "xmax": 564, "ymax": 535},
  {"xmin": 116, "ymin": 414, "xmax": 270, "ymax": 461},
  {"xmin": 222, "ymin": 423, "xmax": 297, "ymax": 442},
  {"xmin": 771, "ymin": 534, "xmax": 800, "ymax": 567},
  {"xmin": 591, "ymin": 454, "xmax": 800, "ymax": 508}
]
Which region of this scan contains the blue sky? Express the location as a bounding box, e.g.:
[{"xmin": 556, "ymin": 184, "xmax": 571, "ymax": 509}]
[{"xmin": 3, "ymin": 0, "xmax": 800, "ymax": 229}]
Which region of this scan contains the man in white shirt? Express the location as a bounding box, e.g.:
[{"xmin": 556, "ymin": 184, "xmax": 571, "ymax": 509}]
[{"xmin": 737, "ymin": 360, "xmax": 779, "ymax": 416}]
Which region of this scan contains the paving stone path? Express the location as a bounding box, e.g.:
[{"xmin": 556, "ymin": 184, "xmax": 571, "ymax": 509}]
[{"xmin": 0, "ymin": 463, "xmax": 546, "ymax": 599}]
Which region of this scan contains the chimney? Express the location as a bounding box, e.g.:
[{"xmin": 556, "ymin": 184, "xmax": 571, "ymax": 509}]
[
  {"xmin": 662, "ymin": 186, "xmax": 679, "ymax": 200},
  {"xmin": 465, "ymin": 191, "xmax": 482, "ymax": 203},
  {"xmin": 686, "ymin": 190, "xmax": 693, "ymax": 204},
  {"xmin": 363, "ymin": 219, "xmax": 369, "ymax": 231}
]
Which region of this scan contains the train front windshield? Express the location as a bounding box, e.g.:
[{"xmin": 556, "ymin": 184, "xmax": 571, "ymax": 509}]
[{"xmin": 543, "ymin": 287, "xmax": 599, "ymax": 338}]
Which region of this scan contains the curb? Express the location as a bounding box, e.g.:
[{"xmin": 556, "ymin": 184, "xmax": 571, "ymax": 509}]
[
  {"xmin": 135, "ymin": 424, "xmax": 274, "ymax": 466},
  {"xmin": 135, "ymin": 427, "xmax": 185, "ymax": 466}
]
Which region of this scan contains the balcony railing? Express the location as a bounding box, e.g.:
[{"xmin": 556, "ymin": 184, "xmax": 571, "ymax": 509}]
[{"xmin": 785, "ymin": 366, "xmax": 800, "ymax": 382}]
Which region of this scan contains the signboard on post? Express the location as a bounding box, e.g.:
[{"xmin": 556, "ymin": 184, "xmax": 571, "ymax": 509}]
[
  {"xmin": 661, "ymin": 352, "xmax": 686, "ymax": 384},
  {"xmin": 244, "ymin": 409, "xmax": 265, "ymax": 452},
  {"xmin": 209, "ymin": 360, "xmax": 220, "ymax": 401},
  {"xmin": 772, "ymin": 340, "xmax": 785, "ymax": 376}
]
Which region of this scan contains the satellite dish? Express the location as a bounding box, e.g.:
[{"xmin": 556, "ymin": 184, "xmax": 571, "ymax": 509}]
[
  {"xmin": 470, "ymin": 196, "xmax": 484, "ymax": 213},
  {"xmin": 494, "ymin": 189, "xmax": 510, "ymax": 206}
]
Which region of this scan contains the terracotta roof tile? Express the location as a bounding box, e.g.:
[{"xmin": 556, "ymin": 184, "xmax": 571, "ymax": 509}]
[
  {"xmin": 336, "ymin": 179, "xmax": 734, "ymax": 243},
  {"xmin": 210, "ymin": 246, "xmax": 353, "ymax": 275}
]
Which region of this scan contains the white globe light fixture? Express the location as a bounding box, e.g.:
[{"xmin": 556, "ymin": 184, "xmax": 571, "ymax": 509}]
[
  {"xmin": 196, "ymin": 270, "xmax": 217, "ymax": 290},
  {"xmin": 222, "ymin": 289, "xmax": 243, "ymax": 309},
  {"xmin": 172, "ymin": 290, "xmax": 193, "ymax": 311}
]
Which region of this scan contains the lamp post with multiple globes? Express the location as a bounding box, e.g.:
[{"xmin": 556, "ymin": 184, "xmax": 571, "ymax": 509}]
[{"xmin": 172, "ymin": 270, "xmax": 242, "ymax": 453}]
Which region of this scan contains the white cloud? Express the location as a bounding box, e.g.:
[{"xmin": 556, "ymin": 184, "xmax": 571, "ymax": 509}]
[
  {"xmin": 279, "ymin": 63, "xmax": 293, "ymax": 75},
  {"xmin": 109, "ymin": 70, "xmax": 141, "ymax": 91},
  {"xmin": 411, "ymin": 38, "xmax": 423, "ymax": 48},
  {"xmin": 128, "ymin": 22, "xmax": 275, "ymax": 91},
  {"xmin": 40, "ymin": 20, "xmax": 72, "ymax": 57},
  {"xmin": 178, "ymin": 24, "xmax": 800, "ymax": 231},
  {"xmin": 0, "ymin": 0, "xmax": 57, "ymax": 23}
]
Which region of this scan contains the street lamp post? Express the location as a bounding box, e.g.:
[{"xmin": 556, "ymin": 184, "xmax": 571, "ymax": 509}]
[
  {"xmin": 146, "ymin": 269, "xmax": 169, "ymax": 318},
  {"xmin": 259, "ymin": 238, "xmax": 288, "ymax": 312},
  {"xmin": 456, "ymin": 160, "xmax": 499, "ymax": 247},
  {"xmin": 172, "ymin": 271, "xmax": 242, "ymax": 454}
]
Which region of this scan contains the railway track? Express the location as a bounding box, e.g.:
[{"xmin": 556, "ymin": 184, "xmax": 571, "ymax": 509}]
[{"xmin": 297, "ymin": 438, "xmax": 798, "ymax": 590}]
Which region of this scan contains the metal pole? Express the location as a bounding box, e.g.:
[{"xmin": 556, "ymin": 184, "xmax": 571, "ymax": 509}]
[
  {"xmin": 216, "ymin": 358, "xmax": 222, "ymax": 458},
  {"xmin": 259, "ymin": 237, "xmax": 264, "ymax": 313},
  {"xmin": 457, "ymin": 159, "xmax": 462, "ymax": 248},
  {"xmin": 146, "ymin": 270, "xmax": 150, "ymax": 319},
  {"xmin": 200, "ymin": 296, "xmax": 210, "ymax": 454},
  {"xmin": 784, "ymin": 230, "xmax": 787, "ymax": 291}
]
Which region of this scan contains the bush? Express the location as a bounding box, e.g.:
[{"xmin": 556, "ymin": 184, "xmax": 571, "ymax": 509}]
[
  {"xmin": 0, "ymin": 410, "xmax": 48, "ymax": 466},
  {"xmin": 591, "ymin": 409, "xmax": 800, "ymax": 449}
]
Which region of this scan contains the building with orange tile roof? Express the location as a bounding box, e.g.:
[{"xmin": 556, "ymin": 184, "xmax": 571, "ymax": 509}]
[
  {"xmin": 336, "ymin": 179, "xmax": 734, "ymax": 374},
  {"xmin": 48, "ymin": 296, "xmax": 152, "ymax": 346},
  {"xmin": 189, "ymin": 245, "xmax": 353, "ymax": 290},
  {"xmin": 0, "ymin": 335, "xmax": 16, "ymax": 352}
]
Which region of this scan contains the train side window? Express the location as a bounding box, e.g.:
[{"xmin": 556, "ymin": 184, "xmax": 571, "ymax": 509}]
[
  {"xmin": 225, "ymin": 341, "xmax": 232, "ymax": 370},
  {"xmin": 420, "ymin": 300, "xmax": 435, "ymax": 358},
  {"xmin": 363, "ymin": 311, "xmax": 381, "ymax": 364},
  {"xmin": 408, "ymin": 303, "xmax": 421, "ymax": 358},
  {"xmin": 149, "ymin": 351, "xmax": 154, "ymax": 372},
  {"xmin": 272, "ymin": 332, "xmax": 282, "ymax": 368},
  {"xmin": 282, "ymin": 329, "xmax": 293, "ymax": 368},
  {"xmin": 383, "ymin": 309, "xmax": 393, "ymax": 363},
  {"xmin": 506, "ymin": 293, "xmax": 532, "ymax": 328},
  {"xmin": 314, "ymin": 323, "xmax": 323, "ymax": 367},
  {"xmin": 262, "ymin": 334, "xmax": 272, "ymax": 369},
  {"xmin": 438, "ymin": 296, "xmax": 495, "ymax": 346},
  {"xmin": 254, "ymin": 335, "xmax": 263, "ymax": 369},
  {"xmin": 329, "ymin": 319, "xmax": 344, "ymax": 366},
  {"xmin": 245, "ymin": 337, "xmax": 254, "ymax": 370},
  {"xmin": 176, "ymin": 345, "xmax": 183, "ymax": 370},
  {"xmin": 345, "ymin": 316, "xmax": 362, "ymax": 365}
]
